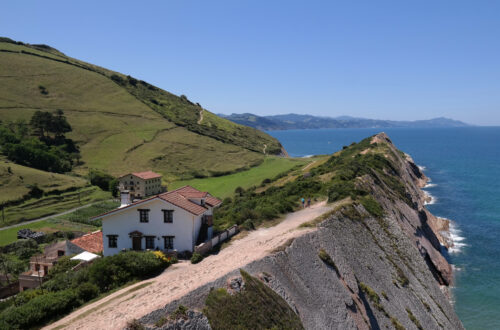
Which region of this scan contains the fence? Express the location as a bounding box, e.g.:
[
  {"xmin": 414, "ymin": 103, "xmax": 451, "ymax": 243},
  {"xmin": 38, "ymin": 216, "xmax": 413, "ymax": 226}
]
[{"xmin": 195, "ymin": 225, "xmax": 239, "ymax": 255}]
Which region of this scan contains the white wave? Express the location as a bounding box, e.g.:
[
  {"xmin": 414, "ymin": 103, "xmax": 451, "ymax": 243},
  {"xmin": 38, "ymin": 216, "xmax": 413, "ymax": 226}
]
[
  {"xmin": 418, "ymin": 165, "xmax": 427, "ymax": 171},
  {"xmin": 424, "ymin": 183, "xmax": 437, "ymax": 188},
  {"xmin": 424, "ymin": 191, "xmax": 437, "ymax": 205},
  {"xmin": 448, "ymin": 222, "xmax": 467, "ymax": 254}
]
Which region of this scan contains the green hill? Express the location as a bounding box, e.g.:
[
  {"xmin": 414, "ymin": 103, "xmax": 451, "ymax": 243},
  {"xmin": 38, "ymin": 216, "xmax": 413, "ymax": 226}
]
[{"xmin": 0, "ymin": 37, "xmax": 283, "ymax": 181}]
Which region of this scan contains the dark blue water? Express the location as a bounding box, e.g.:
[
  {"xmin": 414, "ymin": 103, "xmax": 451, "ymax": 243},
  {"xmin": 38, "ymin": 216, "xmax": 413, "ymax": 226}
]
[{"xmin": 268, "ymin": 127, "xmax": 500, "ymax": 329}]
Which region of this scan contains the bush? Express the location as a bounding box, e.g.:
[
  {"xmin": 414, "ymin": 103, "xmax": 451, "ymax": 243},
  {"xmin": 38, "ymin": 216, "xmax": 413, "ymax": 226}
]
[
  {"xmin": 77, "ymin": 283, "xmax": 99, "ymax": 302},
  {"xmin": 89, "ymin": 169, "xmax": 114, "ymax": 191},
  {"xmin": 190, "ymin": 252, "xmax": 204, "ymax": 264},
  {"xmin": 0, "ymin": 289, "xmax": 80, "ymax": 329},
  {"xmin": 0, "ymin": 251, "xmax": 170, "ymax": 329},
  {"xmin": 360, "ymin": 196, "xmax": 383, "ymax": 218},
  {"xmin": 203, "ymin": 270, "xmax": 303, "ymax": 329}
]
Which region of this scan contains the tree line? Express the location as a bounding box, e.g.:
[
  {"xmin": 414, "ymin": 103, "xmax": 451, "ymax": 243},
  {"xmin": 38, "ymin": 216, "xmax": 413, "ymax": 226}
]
[{"xmin": 0, "ymin": 110, "xmax": 80, "ymax": 173}]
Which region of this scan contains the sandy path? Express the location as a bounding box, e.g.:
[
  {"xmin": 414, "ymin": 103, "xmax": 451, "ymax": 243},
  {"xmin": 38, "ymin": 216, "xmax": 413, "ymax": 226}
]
[{"xmin": 46, "ymin": 201, "xmax": 333, "ymax": 330}]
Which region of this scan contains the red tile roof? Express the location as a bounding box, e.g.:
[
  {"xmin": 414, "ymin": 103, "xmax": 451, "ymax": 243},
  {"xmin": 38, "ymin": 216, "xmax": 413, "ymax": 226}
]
[
  {"xmin": 120, "ymin": 171, "xmax": 162, "ymax": 180},
  {"xmin": 70, "ymin": 231, "xmax": 103, "ymax": 254},
  {"xmin": 206, "ymin": 195, "xmax": 222, "ymax": 207},
  {"xmin": 174, "ymin": 186, "xmax": 208, "ymax": 198},
  {"xmin": 93, "ymin": 186, "xmax": 222, "ymax": 219},
  {"xmin": 159, "ymin": 192, "xmax": 207, "ymax": 215}
]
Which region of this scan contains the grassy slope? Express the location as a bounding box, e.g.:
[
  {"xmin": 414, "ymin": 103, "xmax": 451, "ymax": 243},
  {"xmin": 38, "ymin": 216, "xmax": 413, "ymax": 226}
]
[
  {"xmin": 0, "ymin": 40, "xmax": 282, "ymax": 180},
  {"xmin": 170, "ymin": 157, "xmax": 310, "ymax": 198},
  {"xmin": 0, "ymin": 186, "xmax": 110, "ymax": 226},
  {"xmin": 0, "ymin": 219, "xmax": 97, "ymax": 246},
  {"xmin": 0, "ymin": 159, "xmax": 113, "ymax": 227},
  {"xmin": 0, "ymin": 159, "xmax": 87, "ymax": 204}
]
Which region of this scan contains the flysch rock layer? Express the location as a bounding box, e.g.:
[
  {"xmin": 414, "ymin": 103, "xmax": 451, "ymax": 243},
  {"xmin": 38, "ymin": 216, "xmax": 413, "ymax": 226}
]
[{"xmin": 139, "ymin": 133, "xmax": 463, "ymax": 330}]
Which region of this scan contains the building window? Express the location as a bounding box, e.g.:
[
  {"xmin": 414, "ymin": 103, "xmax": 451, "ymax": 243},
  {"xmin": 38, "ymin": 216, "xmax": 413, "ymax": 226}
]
[
  {"xmin": 145, "ymin": 236, "xmax": 155, "ymax": 249},
  {"xmin": 139, "ymin": 209, "xmax": 150, "ymax": 222},
  {"xmin": 107, "ymin": 235, "xmax": 118, "ymax": 248},
  {"xmin": 57, "ymin": 250, "xmax": 65, "ymax": 257},
  {"xmin": 163, "ymin": 236, "xmax": 174, "ymax": 250},
  {"xmin": 162, "ymin": 210, "xmax": 174, "ymax": 223},
  {"xmin": 35, "ymin": 264, "xmax": 40, "ymax": 271}
]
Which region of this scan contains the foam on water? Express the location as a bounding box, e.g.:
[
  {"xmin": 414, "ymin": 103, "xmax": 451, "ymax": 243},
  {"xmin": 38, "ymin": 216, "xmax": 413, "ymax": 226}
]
[
  {"xmin": 448, "ymin": 221, "xmax": 467, "ymax": 254},
  {"xmin": 424, "ymin": 191, "xmax": 437, "ymax": 205},
  {"xmin": 424, "ymin": 182, "xmax": 437, "ymax": 188}
]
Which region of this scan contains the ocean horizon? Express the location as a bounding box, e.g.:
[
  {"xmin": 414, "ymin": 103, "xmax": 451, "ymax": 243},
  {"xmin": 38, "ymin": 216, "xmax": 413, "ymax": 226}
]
[{"xmin": 268, "ymin": 126, "xmax": 500, "ymax": 329}]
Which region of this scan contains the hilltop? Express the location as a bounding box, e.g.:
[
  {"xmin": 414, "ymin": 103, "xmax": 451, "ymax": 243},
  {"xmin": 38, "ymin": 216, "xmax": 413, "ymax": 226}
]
[
  {"xmin": 221, "ymin": 112, "xmax": 471, "ymax": 131},
  {"xmin": 0, "ymin": 37, "xmax": 284, "ymax": 181}
]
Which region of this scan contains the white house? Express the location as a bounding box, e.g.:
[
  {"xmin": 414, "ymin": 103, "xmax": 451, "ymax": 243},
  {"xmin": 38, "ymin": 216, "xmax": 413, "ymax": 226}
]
[{"xmin": 93, "ymin": 186, "xmax": 222, "ymax": 256}]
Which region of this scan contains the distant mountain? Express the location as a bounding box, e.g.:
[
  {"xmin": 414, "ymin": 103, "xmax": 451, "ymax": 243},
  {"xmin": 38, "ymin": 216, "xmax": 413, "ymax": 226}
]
[{"xmin": 220, "ymin": 113, "xmax": 471, "ymax": 131}]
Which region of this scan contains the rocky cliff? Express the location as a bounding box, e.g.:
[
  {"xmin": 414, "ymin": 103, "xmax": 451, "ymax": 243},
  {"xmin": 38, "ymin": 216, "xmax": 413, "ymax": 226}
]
[{"xmin": 136, "ymin": 133, "xmax": 462, "ymax": 330}]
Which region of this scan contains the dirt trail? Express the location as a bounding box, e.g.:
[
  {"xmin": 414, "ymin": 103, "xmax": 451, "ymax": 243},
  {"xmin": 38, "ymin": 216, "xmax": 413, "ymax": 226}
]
[
  {"xmin": 46, "ymin": 201, "xmax": 334, "ymax": 330},
  {"xmin": 197, "ymin": 108, "xmax": 204, "ymax": 124}
]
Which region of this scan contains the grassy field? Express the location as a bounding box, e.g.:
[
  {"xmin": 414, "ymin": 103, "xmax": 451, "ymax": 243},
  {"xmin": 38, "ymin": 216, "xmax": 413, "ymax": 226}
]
[
  {"xmin": 0, "ymin": 186, "xmax": 111, "ymax": 227},
  {"xmin": 169, "ymin": 157, "xmax": 311, "ymax": 198},
  {"xmin": 0, "ymin": 159, "xmax": 88, "ymax": 204},
  {"xmin": 0, "ymin": 218, "xmax": 98, "ymax": 246},
  {"xmin": 0, "ymin": 40, "xmax": 281, "ymax": 180}
]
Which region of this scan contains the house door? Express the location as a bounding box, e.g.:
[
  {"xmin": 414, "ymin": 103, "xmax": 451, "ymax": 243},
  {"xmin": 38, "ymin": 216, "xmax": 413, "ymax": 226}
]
[{"xmin": 132, "ymin": 236, "xmax": 142, "ymax": 250}]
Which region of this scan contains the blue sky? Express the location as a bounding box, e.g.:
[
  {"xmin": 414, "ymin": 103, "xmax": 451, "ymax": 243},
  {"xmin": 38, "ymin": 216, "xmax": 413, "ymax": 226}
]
[{"xmin": 1, "ymin": 1, "xmax": 499, "ymax": 125}]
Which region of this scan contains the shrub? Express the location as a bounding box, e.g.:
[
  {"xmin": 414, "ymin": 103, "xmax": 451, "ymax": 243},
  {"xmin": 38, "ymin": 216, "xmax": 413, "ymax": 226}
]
[
  {"xmin": 77, "ymin": 282, "xmax": 99, "ymax": 301},
  {"xmin": 89, "ymin": 169, "xmax": 114, "ymax": 191},
  {"xmin": 125, "ymin": 318, "xmax": 144, "ymax": 330},
  {"xmin": 170, "ymin": 305, "xmax": 188, "ymax": 320},
  {"xmin": 360, "ymin": 196, "xmax": 383, "ymax": 218},
  {"xmin": 0, "ymin": 289, "xmax": 80, "ymax": 328},
  {"xmin": 240, "ymin": 219, "xmax": 255, "ymax": 231},
  {"xmin": 191, "ymin": 252, "xmax": 204, "ymax": 264},
  {"xmin": 203, "ymin": 270, "xmax": 303, "ymax": 329},
  {"xmin": 28, "ymin": 184, "xmax": 44, "ymax": 198},
  {"xmin": 318, "ymin": 249, "xmax": 340, "ymax": 276}
]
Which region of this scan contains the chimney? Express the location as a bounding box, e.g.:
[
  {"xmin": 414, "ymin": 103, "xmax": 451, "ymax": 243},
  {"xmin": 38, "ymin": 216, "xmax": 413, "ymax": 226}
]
[{"xmin": 120, "ymin": 190, "xmax": 131, "ymax": 207}]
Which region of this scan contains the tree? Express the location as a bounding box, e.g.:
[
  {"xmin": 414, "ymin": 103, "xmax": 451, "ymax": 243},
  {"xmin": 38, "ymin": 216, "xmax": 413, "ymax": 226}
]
[
  {"xmin": 50, "ymin": 109, "xmax": 71, "ymax": 140},
  {"xmin": 30, "ymin": 111, "xmax": 53, "ymax": 139}
]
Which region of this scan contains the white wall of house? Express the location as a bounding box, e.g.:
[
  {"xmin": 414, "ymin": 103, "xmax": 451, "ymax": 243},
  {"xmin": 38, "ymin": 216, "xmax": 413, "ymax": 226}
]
[{"xmin": 101, "ymin": 199, "xmax": 206, "ymax": 256}]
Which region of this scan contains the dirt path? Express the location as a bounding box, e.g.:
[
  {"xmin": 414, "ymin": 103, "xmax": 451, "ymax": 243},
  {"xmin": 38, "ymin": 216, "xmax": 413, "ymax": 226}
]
[
  {"xmin": 197, "ymin": 108, "xmax": 204, "ymax": 124},
  {"xmin": 263, "ymin": 143, "xmax": 267, "ymax": 154},
  {"xmin": 46, "ymin": 201, "xmax": 334, "ymax": 330}
]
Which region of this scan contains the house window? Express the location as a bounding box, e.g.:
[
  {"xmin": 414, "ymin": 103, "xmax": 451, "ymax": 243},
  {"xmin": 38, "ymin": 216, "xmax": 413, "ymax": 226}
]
[
  {"xmin": 139, "ymin": 209, "xmax": 150, "ymax": 222},
  {"xmin": 57, "ymin": 250, "xmax": 65, "ymax": 257},
  {"xmin": 162, "ymin": 210, "xmax": 174, "ymax": 223},
  {"xmin": 145, "ymin": 236, "xmax": 155, "ymax": 249},
  {"xmin": 163, "ymin": 236, "xmax": 174, "ymax": 250},
  {"xmin": 107, "ymin": 235, "xmax": 118, "ymax": 248},
  {"xmin": 35, "ymin": 264, "xmax": 40, "ymax": 271}
]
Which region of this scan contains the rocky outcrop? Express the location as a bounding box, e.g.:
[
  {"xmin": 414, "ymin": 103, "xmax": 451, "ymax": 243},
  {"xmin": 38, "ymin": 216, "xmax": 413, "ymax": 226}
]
[{"xmin": 137, "ymin": 133, "xmax": 462, "ymax": 329}]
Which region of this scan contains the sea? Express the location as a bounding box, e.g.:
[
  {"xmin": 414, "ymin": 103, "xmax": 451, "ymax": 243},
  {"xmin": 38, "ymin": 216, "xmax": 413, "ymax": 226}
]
[{"xmin": 267, "ymin": 127, "xmax": 500, "ymax": 330}]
